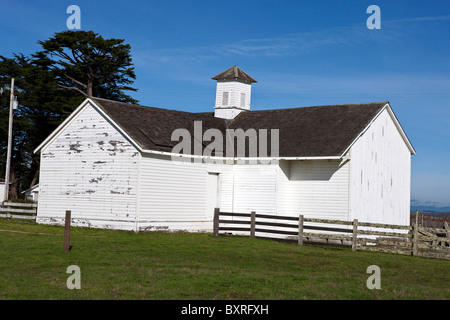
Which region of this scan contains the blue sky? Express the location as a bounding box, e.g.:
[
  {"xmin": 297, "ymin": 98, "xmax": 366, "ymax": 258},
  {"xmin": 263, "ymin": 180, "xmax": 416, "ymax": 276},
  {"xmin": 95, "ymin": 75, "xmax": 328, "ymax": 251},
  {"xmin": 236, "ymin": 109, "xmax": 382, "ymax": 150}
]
[{"xmin": 1, "ymin": 1, "xmax": 449, "ymax": 210}]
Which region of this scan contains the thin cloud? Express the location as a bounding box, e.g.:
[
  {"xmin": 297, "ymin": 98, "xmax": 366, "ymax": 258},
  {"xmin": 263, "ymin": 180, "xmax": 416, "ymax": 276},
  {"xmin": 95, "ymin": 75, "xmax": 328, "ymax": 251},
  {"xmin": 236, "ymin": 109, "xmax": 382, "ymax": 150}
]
[
  {"xmin": 385, "ymin": 15, "xmax": 450, "ymax": 24},
  {"xmin": 133, "ymin": 24, "xmax": 396, "ymax": 67},
  {"xmin": 134, "ymin": 13, "xmax": 450, "ymax": 68}
]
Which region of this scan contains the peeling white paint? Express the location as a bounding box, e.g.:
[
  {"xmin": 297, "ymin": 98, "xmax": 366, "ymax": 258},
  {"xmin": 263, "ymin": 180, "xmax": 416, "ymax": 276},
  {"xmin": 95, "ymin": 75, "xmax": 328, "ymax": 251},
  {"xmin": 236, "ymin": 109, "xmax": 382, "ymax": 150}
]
[{"xmin": 37, "ymin": 102, "xmax": 139, "ymax": 231}]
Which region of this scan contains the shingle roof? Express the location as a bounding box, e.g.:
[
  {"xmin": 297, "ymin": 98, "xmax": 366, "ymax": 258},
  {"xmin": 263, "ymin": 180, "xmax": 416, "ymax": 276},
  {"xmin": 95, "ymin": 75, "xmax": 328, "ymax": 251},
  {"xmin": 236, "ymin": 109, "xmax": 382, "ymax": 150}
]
[
  {"xmin": 211, "ymin": 65, "xmax": 257, "ymax": 83},
  {"xmin": 93, "ymin": 98, "xmax": 226, "ymax": 153},
  {"xmin": 92, "ymin": 98, "xmax": 387, "ymax": 158},
  {"xmin": 230, "ymin": 103, "xmax": 387, "ymax": 157}
]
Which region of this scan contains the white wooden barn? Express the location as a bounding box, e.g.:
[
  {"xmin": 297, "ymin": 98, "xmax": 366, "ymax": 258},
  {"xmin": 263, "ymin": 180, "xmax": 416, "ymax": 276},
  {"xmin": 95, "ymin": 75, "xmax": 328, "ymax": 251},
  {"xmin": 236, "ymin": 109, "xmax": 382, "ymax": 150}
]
[{"xmin": 34, "ymin": 66, "xmax": 415, "ymax": 232}]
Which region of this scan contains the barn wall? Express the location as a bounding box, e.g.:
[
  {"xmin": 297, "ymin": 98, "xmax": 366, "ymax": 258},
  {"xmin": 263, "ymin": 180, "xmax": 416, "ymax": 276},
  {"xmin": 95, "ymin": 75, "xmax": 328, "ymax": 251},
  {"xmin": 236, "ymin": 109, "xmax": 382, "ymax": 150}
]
[
  {"xmin": 276, "ymin": 159, "xmax": 350, "ymax": 220},
  {"xmin": 232, "ymin": 163, "xmax": 278, "ymax": 214},
  {"xmin": 138, "ymin": 155, "xmax": 211, "ymax": 231},
  {"xmin": 138, "ymin": 155, "xmax": 242, "ymax": 232},
  {"xmin": 36, "ymin": 102, "xmax": 140, "ymax": 230},
  {"xmin": 348, "ymin": 108, "xmax": 411, "ymax": 226},
  {"xmin": 137, "ymin": 156, "xmax": 279, "ymax": 232},
  {"xmin": 137, "ymin": 156, "xmax": 349, "ymax": 233}
]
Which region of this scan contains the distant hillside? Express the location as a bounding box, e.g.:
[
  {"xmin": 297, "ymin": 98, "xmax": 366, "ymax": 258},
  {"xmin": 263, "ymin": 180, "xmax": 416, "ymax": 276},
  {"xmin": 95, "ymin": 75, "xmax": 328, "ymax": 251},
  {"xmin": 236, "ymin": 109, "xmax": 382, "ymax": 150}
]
[
  {"xmin": 411, "ymin": 205, "xmax": 450, "ymax": 213},
  {"xmin": 410, "ymin": 210, "xmax": 450, "ymax": 218}
]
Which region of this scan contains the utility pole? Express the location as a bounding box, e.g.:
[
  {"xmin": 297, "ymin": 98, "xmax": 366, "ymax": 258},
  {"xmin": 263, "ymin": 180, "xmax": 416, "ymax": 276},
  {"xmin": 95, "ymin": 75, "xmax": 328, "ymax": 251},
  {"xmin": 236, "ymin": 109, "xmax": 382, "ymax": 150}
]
[{"xmin": 4, "ymin": 78, "xmax": 14, "ymax": 202}]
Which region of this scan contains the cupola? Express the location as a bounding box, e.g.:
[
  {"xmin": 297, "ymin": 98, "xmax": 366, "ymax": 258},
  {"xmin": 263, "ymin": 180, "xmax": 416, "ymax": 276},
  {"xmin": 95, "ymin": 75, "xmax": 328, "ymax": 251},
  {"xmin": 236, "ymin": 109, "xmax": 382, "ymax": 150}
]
[{"xmin": 212, "ymin": 65, "xmax": 257, "ymax": 120}]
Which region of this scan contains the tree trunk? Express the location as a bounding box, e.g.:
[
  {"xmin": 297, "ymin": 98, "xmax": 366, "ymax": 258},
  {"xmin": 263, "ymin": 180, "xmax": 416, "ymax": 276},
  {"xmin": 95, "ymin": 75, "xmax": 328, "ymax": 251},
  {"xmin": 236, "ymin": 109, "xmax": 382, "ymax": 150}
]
[
  {"xmin": 87, "ymin": 80, "xmax": 93, "ymax": 97},
  {"xmin": 10, "ymin": 170, "xmax": 18, "ymax": 200}
]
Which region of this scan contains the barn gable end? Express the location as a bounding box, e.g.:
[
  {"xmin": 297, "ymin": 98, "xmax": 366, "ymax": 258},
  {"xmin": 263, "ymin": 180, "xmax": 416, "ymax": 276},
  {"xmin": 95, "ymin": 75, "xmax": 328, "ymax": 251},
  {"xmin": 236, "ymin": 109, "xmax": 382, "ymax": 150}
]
[
  {"xmin": 348, "ymin": 106, "xmax": 412, "ymax": 226},
  {"xmin": 36, "ymin": 101, "xmax": 141, "ymax": 231}
]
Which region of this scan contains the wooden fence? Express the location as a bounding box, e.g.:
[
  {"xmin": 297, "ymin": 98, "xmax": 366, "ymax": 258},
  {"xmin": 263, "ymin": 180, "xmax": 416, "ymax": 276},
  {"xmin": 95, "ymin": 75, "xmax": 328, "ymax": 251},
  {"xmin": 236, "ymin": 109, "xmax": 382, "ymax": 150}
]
[
  {"xmin": 0, "ymin": 201, "xmax": 37, "ymax": 220},
  {"xmin": 213, "ymin": 208, "xmax": 450, "ymax": 260}
]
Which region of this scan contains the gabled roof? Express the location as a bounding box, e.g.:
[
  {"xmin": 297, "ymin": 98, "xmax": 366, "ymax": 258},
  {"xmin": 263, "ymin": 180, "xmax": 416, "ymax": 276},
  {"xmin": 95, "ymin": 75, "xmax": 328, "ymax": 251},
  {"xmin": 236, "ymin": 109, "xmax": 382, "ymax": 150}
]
[
  {"xmin": 35, "ymin": 97, "xmax": 415, "ymax": 158},
  {"xmin": 229, "ymin": 102, "xmax": 388, "ymax": 157},
  {"xmin": 92, "ymin": 98, "xmax": 226, "ymax": 153},
  {"xmin": 212, "ymin": 65, "xmax": 257, "ymax": 83}
]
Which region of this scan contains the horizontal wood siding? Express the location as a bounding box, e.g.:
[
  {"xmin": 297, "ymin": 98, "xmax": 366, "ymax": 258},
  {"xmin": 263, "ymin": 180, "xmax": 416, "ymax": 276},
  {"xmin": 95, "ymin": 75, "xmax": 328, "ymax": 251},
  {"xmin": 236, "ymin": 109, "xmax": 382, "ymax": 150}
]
[
  {"xmin": 277, "ymin": 159, "xmax": 350, "ymax": 220},
  {"xmin": 138, "ymin": 157, "xmax": 278, "ymax": 230},
  {"xmin": 138, "ymin": 155, "xmax": 209, "ymax": 222},
  {"xmin": 37, "ymin": 102, "xmax": 139, "ymax": 230},
  {"xmin": 349, "ymin": 108, "xmax": 411, "ymax": 226},
  {"xmin": 215, "ymin": 80, "xmax": 251, "ymax": 108},
  {"xmin": 232, "ymin": 164, "xmax": 278, "ymax": 214}
]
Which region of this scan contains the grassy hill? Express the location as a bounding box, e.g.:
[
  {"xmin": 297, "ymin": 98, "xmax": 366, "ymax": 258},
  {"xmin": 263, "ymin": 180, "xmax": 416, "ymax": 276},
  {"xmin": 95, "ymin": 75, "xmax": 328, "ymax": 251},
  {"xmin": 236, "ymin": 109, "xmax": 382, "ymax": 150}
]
[{"xmin": 0, "ymin": 218, "xmax": 448, "ymax": 301}]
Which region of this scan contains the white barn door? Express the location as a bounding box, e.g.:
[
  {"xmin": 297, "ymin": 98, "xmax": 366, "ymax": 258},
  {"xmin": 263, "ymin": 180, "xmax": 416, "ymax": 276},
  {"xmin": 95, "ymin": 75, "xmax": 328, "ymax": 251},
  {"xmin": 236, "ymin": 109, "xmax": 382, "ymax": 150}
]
[{"xmin": 206, "ymin": 173, "xmax": 220, "ymax": 219}]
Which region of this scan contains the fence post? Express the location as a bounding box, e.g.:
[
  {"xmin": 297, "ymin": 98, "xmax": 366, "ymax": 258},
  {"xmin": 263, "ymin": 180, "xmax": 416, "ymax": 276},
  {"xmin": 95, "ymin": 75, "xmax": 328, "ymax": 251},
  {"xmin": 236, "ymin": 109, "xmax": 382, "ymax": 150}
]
[
  {"xmin": 250, "ymin": 211, "xmax": 256, "ymax": 238},
  {"xmin": 298, "ymin": 215, "xmax": 304, "ymax": 245},
  {"xmin": 444, "ymin": 221, "xmax": 450, "ymax": 239},
  {"xmin": 213, "ymin": 208, "xmax": 220, "ymax": 237},
  {"xmin": 413, "ymin": 210, "xmax": 419, "ymax": 256},
  {"xmin": 64, "ymin": 210, "xmax": 71, "ymax": 253},
  {"xmin": 352, "ymin": 219, "xmax": 358, "ymax": 251}
]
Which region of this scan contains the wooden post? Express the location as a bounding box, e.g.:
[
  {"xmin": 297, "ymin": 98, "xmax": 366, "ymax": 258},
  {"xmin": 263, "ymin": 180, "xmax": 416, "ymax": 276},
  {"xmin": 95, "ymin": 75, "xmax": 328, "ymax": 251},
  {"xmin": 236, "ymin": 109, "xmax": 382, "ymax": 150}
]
[
  {"xmin": 64, "ymin": 210, "xmax": 71, "ymax": 253},
  {"xmin": 352, "ymin": 219, "xmax": 358, "ymax": 251},
  {"xmin": 250, "ymin": 211, "xmax": 256, "ymax": 238},
  {"xmin": 413, "ymin": 210, "xmax": 419, "ymax": 256},
  {"xmin": 444, "ymin": 221, "xmax": 450, "ymax": 239},
  {"xmin": 213, "ymin": 208, "xmax": 219, "ymax": 237},
  {"xmin": 298, "ymin": 215, "xmax": 304, "ymax": 245},
  {"xmin": 4, "ymin": 78, "xmax": 14, "ymax": 201}
]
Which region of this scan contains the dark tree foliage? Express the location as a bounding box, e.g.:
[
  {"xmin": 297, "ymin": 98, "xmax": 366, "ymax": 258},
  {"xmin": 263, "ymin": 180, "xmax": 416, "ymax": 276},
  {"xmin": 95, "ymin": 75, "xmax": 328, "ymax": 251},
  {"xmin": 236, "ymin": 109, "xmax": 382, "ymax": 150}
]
[
  {"xmin": 0, "ymin": 54, "xmax": 83, "ymax": 197},
  {"xmin": 35, "ymin": 30, "xmax": 138, "ymax": 103},
  {"xmin": 1, "ymin": 31, "xmax": 138, "ymax": 198}
]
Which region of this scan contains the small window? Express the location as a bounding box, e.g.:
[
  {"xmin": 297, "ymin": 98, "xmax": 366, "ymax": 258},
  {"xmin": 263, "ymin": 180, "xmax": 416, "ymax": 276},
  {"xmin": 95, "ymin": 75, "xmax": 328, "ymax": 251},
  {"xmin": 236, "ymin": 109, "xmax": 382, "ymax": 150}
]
[
  {"xmin": 240, "ymin": 93, "xmax": 246, "ymax": 108},
  {"xmin": 222, "ymin": 92, "xmax": 229, "ymax": 106}
]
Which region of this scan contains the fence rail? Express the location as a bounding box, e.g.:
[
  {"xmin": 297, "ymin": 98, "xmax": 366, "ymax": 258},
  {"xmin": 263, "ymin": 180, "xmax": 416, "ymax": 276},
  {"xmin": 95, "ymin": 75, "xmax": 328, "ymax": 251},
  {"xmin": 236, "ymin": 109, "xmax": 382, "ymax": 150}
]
[
  {"xmin": 0, "ymin": 201, "xmax": 37, "ymax": 220},
  {"xmin": 213, "ymin": 208, "xmax": 450, "ymax": 260}
]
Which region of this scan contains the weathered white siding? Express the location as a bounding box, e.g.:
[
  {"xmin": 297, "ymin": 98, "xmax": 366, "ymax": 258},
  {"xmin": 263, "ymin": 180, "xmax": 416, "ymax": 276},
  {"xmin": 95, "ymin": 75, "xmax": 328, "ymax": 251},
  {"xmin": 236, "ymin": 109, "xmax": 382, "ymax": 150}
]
[
  {"xmin": 276, "ymin": 160, "xmax": 350, "ymax": 220},
  {"xmin": 348, "ymin": 108, "xmax": 411, "ymax": 226},
  {"xmin": 37, "ymin": 102, "xmax": 140, "ymax": 230}
]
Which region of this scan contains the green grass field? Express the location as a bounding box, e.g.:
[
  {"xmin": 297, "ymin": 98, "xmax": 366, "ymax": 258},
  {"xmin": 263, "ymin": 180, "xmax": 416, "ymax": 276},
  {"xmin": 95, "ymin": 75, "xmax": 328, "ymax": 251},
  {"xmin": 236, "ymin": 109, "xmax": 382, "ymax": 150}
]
[{"xmin": 0, "ymin": 218, "xmax": 448, "ymax": 300}]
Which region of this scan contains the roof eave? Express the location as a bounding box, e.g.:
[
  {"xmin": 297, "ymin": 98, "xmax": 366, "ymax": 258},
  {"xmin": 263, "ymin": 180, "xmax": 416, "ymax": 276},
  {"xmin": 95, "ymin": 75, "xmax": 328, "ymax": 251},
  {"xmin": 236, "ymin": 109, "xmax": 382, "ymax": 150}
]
[
  {"xmin": 33, "ymin": 98, "xmax": 93, "ymax": 154},
  {"xmin": 33, "ymin": 97, "xmax": 144, "ymax": 155},
  {"xmin": 339, "ymin": 102, "xmax": 416, "ymax": 157},
  {"xmin": 140, "ymin": 148, "xmax": 344, "ymax": 161}
]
